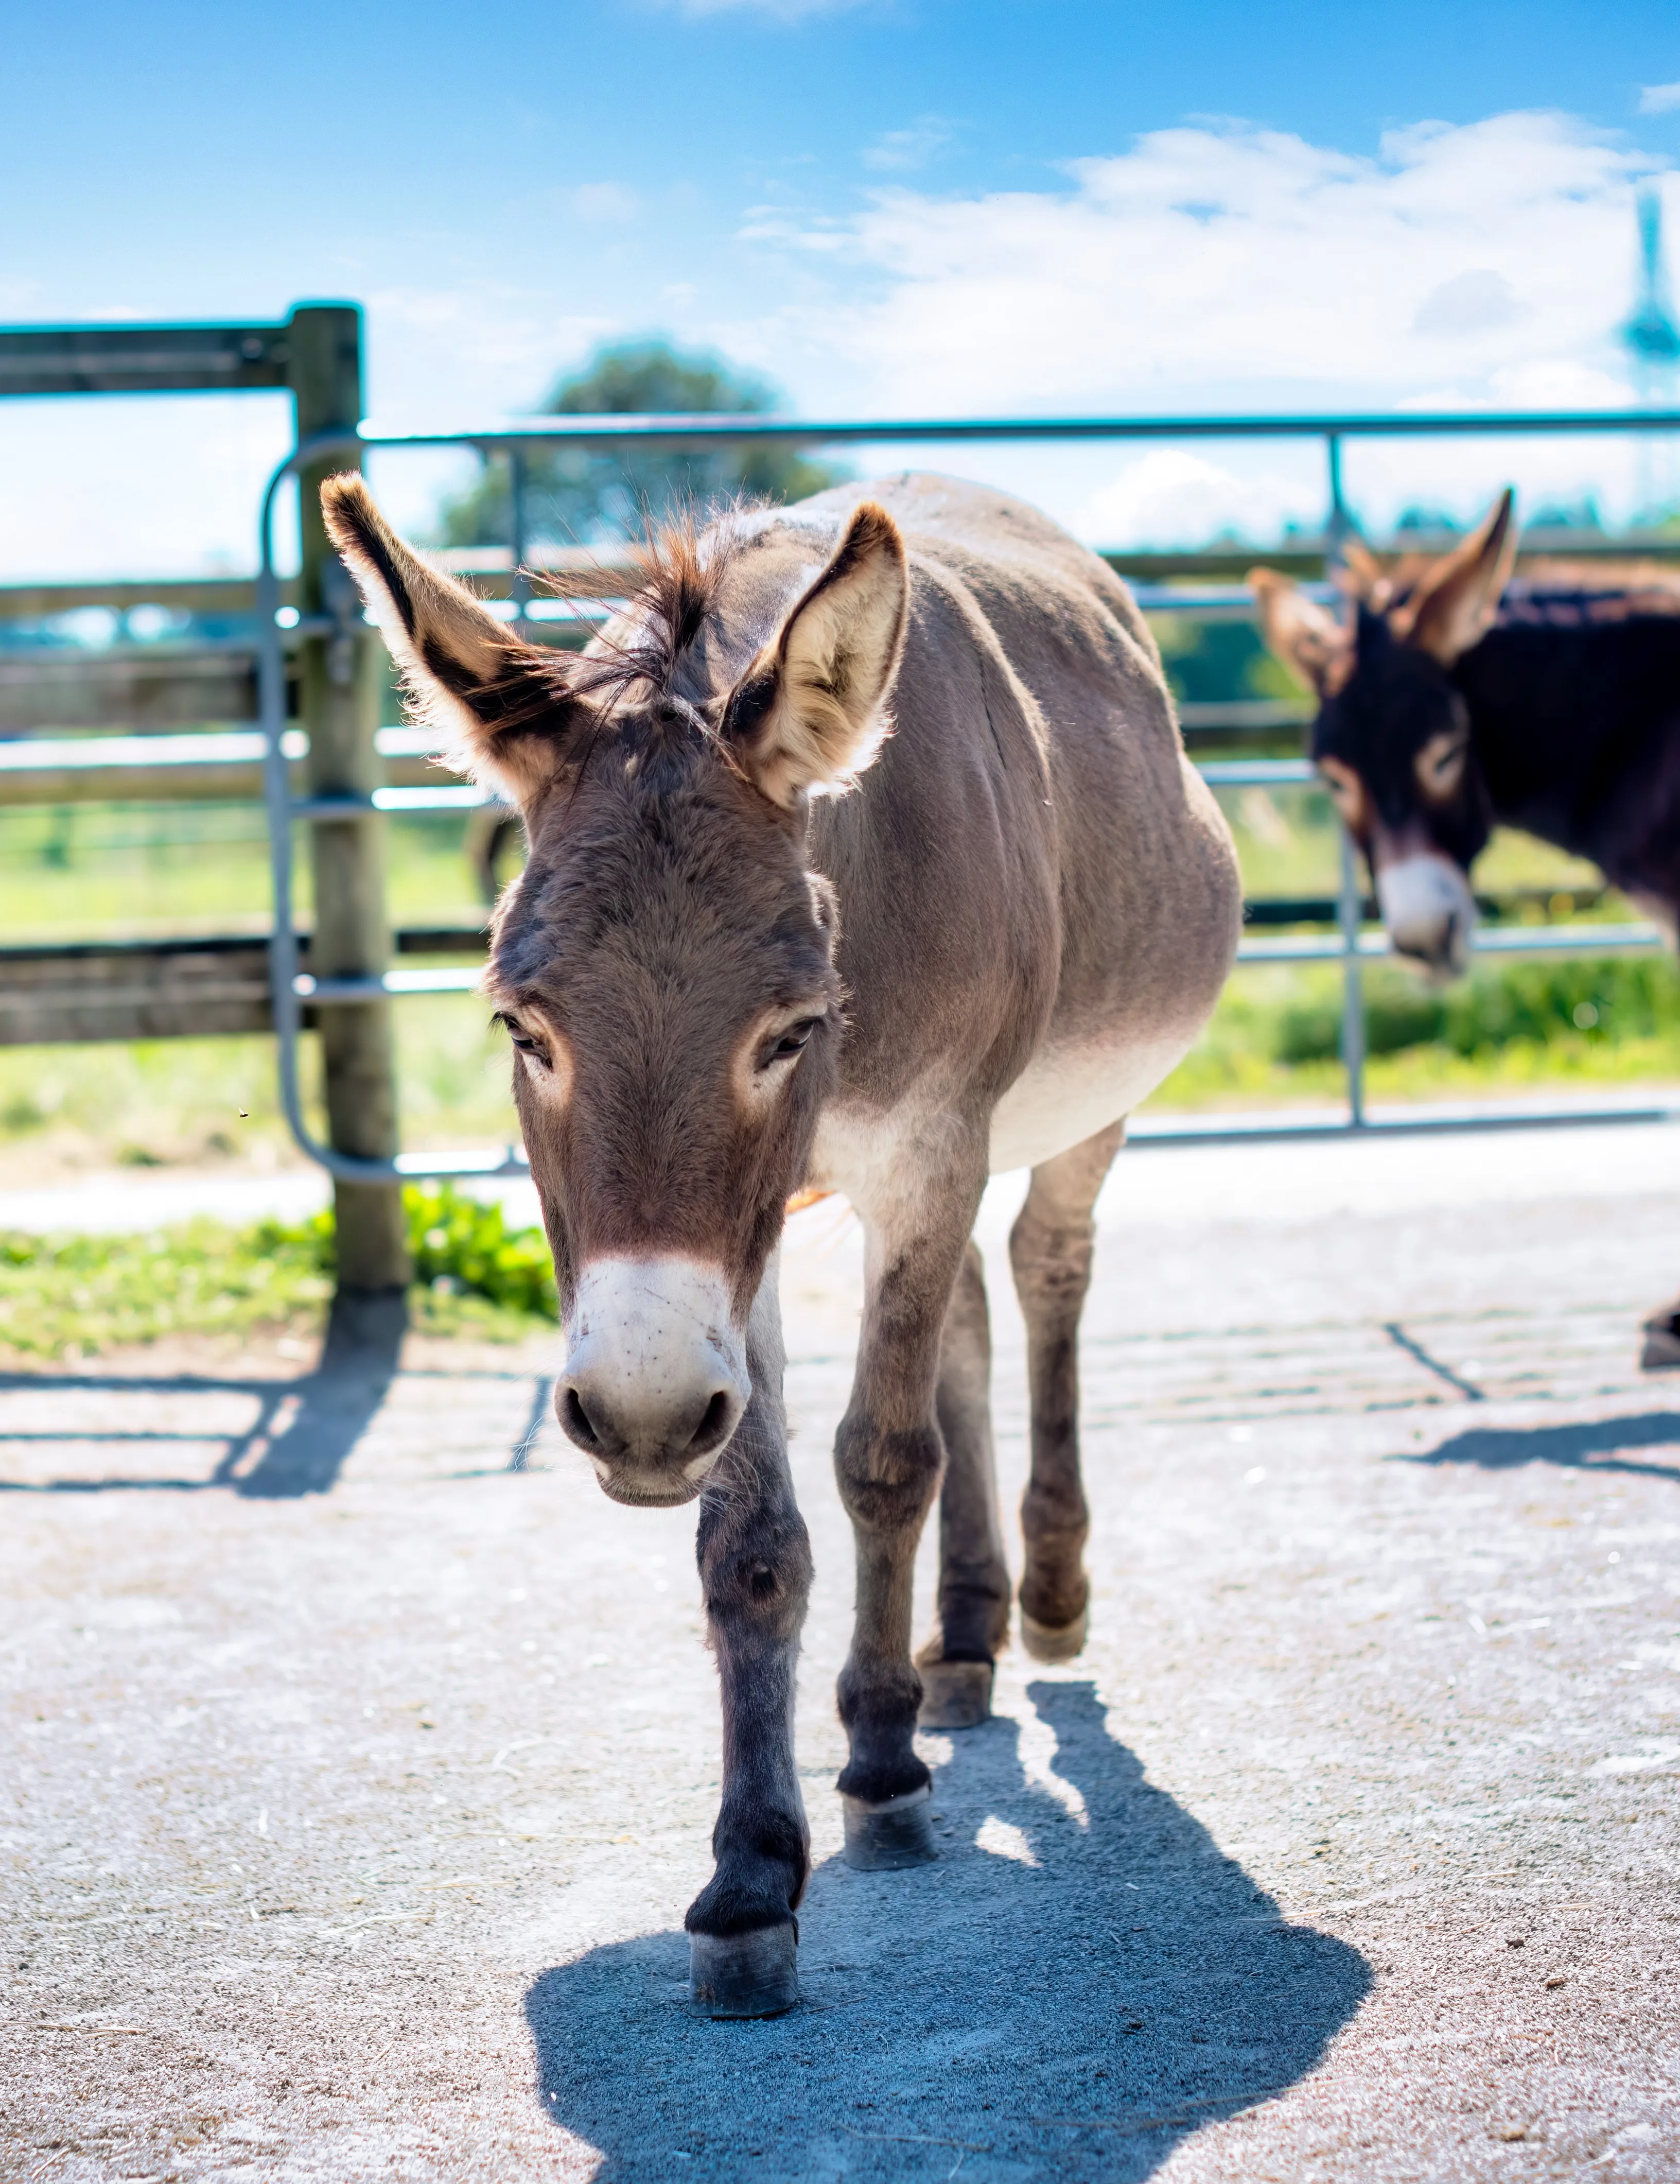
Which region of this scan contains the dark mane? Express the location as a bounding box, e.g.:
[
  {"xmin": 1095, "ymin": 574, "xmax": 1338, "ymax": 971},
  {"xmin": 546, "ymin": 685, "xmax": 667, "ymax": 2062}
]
[
  {"xmin": 561, "ymin": 508, "xmax": 743, "ymax": 715},
  {"xmin": 1494, "ymin": 562, "xmax": 1680, "ymax": 629},
  {"xmin": 1346, "ymin": 544, "xmax": 1680, "ymax": 631}
]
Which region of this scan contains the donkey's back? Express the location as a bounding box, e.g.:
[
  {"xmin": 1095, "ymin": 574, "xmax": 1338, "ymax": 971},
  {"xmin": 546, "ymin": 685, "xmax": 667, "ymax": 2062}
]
[{"xmin": 763, "ymin": 473, "xmax": 1242, "ymax": 1176}]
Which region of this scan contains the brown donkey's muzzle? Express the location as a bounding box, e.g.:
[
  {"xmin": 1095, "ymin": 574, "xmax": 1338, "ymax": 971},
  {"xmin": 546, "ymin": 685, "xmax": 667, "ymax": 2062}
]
[{"xmin": 556, "ymin": 1255, "xmax": 751, "ymax": 1505}]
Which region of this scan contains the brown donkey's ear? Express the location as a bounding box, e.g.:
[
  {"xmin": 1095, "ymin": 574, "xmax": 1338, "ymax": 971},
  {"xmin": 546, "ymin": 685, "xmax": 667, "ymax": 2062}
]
[
  {"xmin": 1249, "ymin": 567, "xmax": 1353, "ymax": 698},
  {"xmin": 1394, "ymin": 488, "xmax": 1518, "ymax": 666},
  {"xmin": 320, "ymin": 474, "xmax": 588, "ymax": 806},
  {"xmin": 721, "ymin": 501, "xmax": 908, "ymax": 808}
]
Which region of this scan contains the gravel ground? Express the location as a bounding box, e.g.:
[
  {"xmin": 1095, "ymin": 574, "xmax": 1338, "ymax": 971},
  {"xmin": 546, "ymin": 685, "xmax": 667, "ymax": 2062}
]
[{"xmin": 4, "ymin": 1128, "xmax": 1679, "ymax": 2182}]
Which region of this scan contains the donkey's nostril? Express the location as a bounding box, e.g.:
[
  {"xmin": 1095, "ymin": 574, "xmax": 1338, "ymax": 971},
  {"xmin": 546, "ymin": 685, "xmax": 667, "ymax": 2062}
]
[
  {"xmin": 688, "ymin": 1388, "xmax": 738, "ymax": 1458},
  {"xmin": 561, "ymin": 1385, "xmax": 604, "ymax": 1450}
]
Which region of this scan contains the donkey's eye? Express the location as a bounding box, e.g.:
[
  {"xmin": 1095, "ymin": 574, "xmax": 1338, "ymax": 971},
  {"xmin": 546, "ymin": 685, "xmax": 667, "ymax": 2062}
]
[
  {"xmin": 498, "ymin": 1014, "xmax": 551, "ymax": 1068},
  {"xmin": 1416, "ymin": 729, "xmax": 1468, "ymax": 802},
  {"xmin": 761, "ymin": 1018, "xmax": 820, "ymax": 1069}
]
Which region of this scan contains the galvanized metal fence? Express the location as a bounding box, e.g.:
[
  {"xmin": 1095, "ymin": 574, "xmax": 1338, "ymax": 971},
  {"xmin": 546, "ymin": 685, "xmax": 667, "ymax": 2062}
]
[{"xmin": 253, "ymin": 407, "xmax": 1680, "ymax": 1182}]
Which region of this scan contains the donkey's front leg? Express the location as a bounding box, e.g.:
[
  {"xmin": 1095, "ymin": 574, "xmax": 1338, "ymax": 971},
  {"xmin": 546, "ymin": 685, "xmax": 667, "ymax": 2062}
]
[
  {"xmin": 833, "ymin": 1153, "xmax": 985, "ymax": 1868},
  {"xmin": 686, "ymin": 1258, "xmax": 814, "ymax": 2018}
]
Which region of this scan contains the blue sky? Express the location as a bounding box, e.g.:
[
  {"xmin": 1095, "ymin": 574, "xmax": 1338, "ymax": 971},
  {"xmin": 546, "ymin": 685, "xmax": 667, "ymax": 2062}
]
[{"xmin": 5, "ymin": 0, "xmax": 1680, "ymax": 574}]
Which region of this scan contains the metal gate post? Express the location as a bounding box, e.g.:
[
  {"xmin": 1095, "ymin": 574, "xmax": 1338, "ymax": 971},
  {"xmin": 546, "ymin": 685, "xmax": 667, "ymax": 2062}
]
[
  {"xmin": 1322, "ymin": 427, "xmax": 1367, "ymax": 1126},
  {"xmin": 286, "ymin": 304, "xmax": 410, "ymax": 1292},
  {"xmin": 1338, "ymin": 821, "xmax": 1367, "ymax": 1127}
]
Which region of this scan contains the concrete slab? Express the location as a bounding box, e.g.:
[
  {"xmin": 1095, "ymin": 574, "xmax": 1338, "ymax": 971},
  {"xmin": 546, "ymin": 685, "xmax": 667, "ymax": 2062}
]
[{"xmin": 3, "ymin": 1136, "xmax": 1678, "ymax": 2180}]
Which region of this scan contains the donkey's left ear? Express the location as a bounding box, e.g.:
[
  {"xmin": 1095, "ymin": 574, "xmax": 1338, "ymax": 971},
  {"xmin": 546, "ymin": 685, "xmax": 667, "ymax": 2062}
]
[
  {"xmin": 721, "ymin": 501, "xmax": 908, "ymax": 807},
  {"xmin": 1249, "ymin": 567, "xmax": 1353, "ymax": 697},
  {"xmin": 320, "ymin": 473, "xmax": 589, "ymax": 807},
  {"xmin": 1397, "ymin": 488, "xmax": 1518, "ymax": 666}
]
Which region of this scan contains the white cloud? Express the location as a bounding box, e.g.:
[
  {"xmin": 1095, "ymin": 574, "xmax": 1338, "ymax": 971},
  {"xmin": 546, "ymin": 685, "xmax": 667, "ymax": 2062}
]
[
  {"xmin": 1073, "ymin": 449, "xmax": 1321, "ymax": 547},
  {"xmin": 732, "ymin": 112, "xmax": 1679, "ymax": 539},
  {"xmin": 863, "ymin": 117, "xmax": 952, "ymax": 173},
  {"xmin": 566, "ymin": 183, "xmax": 642, "ymax": 224},
  {"xmin": 1639, "ymin": 81, "xmax": 1680, "ymax": 115},
  {"xmin": 768, "ymin": 114, "xmax": 1663, "ymax": 416},
  {"xmin": 1412, "ymin": 268, "xmax": 1524, "ymax": 336}
]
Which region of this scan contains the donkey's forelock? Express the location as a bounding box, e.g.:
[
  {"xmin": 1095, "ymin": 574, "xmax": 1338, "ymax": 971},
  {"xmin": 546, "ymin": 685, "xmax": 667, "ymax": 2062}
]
[{"xmin": 567, "ymin": 509, "xmax": 746, "ymax": 716}]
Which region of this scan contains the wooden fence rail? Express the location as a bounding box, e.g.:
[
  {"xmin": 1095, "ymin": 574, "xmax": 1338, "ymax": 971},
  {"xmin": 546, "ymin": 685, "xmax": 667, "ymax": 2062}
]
[{"xmin": 0, "ymin": 926, "xmax": 486, "ymax": 1046}]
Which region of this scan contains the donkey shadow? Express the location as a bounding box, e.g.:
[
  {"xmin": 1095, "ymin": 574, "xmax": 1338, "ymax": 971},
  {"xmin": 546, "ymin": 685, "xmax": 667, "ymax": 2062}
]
[{"xmin": 524, "ymin": 1681, "xmax": 1369, "ymax": 2182}]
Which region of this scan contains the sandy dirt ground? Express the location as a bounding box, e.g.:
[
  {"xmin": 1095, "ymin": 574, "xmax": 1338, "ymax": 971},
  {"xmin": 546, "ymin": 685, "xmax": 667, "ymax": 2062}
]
[{"xmin": 4, "ymin": 1128, "xmax": 1679, "ymax": 2182}]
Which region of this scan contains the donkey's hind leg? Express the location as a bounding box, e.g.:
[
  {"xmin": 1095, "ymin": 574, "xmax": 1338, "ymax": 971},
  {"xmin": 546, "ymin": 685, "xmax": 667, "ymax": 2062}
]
[
  {"xmin": 1009, "ymin": 1117, "xmax": 1127, "ymax": 1663},
  {"xmin": 915, "ymin": 1238, "xmax": 1010, "ymax": 1729}
]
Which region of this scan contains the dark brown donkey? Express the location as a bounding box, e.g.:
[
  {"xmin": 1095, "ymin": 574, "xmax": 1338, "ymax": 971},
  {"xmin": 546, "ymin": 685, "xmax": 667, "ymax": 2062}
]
[
  {"xmin": 1252, "ymin": 493, "xmax": 1680, "ymax": 1365},
  {"xmin": 323, "ymin": 471, "xmax": 1241, "ymax": 2015}
]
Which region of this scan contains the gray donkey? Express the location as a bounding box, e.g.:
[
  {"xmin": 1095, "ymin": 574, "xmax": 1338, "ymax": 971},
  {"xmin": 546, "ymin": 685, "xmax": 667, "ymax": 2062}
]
[{"xmin": 323, "ymin": 470, "xmax": 1241, "ymax": 2016}]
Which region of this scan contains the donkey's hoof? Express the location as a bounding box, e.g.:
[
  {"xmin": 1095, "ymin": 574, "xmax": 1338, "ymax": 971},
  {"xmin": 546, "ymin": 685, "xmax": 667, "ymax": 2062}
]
[
  {"xmin": 1021, "ymin": 1605, "xmax": 1089, "ymax": 1663},
  {"xmin": 842, "ymin": 1784, "xmax": 937, "ymax": 1870},
  {"xmin": 917, "ymin": 1658, "xmax": 993, "ymax": 1730},
  {"xmin": 689, "ymin": 1924, "xmax": 799, "ymax": 2018}
]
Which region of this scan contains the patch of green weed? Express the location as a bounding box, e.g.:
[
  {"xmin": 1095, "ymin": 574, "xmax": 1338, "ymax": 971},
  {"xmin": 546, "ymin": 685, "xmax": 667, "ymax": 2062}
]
[{"xmin": 0, "ymin": 1184, "xmax": 556, "ymax": 1361}]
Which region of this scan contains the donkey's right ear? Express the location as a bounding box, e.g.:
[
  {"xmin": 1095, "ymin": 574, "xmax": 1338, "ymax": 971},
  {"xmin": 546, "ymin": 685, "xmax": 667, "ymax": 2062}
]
[
  {"xmin": 1249, "ymin": 567, "xmax": 1353, "ymax": 698},
  {"xmin": 1394, "ymin": 488, "xmax": 1517, "ymax": 666},
  {"xmin": 320, "ymin": 474, "xmax": 587, "ymax": 806}
]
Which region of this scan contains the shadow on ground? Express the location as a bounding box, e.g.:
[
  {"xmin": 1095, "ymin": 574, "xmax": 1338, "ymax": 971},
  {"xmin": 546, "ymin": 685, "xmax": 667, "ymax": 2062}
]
[
  {"xmin": 234, "ymin": 1291, "xmax": 406, "ymax": 1498},
  {"xmin": 0, "ymin": 1292, "xmax": 409, "ymax": 1499},
  {"xmin": 527, "ymin": 1682, "xmax": 1369, "ymax": 2182},
  {"xmin": 1404, "ymin": 1409, "xmax": 1680, "ymax": 1484}
]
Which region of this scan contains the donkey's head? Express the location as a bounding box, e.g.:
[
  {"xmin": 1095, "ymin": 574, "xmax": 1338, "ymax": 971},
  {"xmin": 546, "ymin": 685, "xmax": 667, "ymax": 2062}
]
[
  {"xmin": 1252, "ymin": 489, "xmax": 1516, "ymax": 977},
  {"xmin": 323, "ymin": 478, "xmax": 907, "ymax": 1506}
]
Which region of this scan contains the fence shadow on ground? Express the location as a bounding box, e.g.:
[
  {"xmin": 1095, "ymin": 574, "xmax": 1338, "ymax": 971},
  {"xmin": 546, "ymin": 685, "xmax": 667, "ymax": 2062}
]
[
  {"xmin": 232, "ymin": 1291, "xmax": 406, "ymax": 1498},
  {"xmin": 1403, "ymin": 1409, "xmax": 1680, "ymax": 1485},
  {"xmin": 0, "ymin": 1294, "xmax": 418, "ymax": 1499},
  {"xmin": 526, "ymin": 1680, "xmax": 1370, "ymax": 2183}
]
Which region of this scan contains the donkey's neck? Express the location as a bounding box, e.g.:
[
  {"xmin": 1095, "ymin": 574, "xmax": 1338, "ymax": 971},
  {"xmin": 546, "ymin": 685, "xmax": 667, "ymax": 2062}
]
[{"xmin": 1455, "ymin": 611, "xmax": 1680, "ymax": 884}]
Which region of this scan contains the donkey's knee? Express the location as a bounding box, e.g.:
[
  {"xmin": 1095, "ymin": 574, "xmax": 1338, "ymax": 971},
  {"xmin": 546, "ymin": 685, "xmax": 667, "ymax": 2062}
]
[
  {"xmin": 1008, "ymin": 1197, "xmax": 1097, "ymax": 1322},
  {"xmin": 833, "ymin": 1413, "xmax": 943, "ymax": 1536},
  {"xmin": 698, "ymin": 1504, "xmax": 813, "ymax": 1643}
]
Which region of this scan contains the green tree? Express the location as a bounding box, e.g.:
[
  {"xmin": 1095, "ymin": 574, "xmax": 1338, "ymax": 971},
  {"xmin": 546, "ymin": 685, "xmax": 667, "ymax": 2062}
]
[{"xmin": 436, "ymin": 340, "xmax": 843, "ymax": 548}]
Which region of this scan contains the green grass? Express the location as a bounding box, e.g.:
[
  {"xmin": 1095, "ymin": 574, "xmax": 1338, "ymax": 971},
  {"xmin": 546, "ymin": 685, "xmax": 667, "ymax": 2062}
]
[
  {"xmin": 0, "ymin": 1186, "xmax": 556, "ymax": 1362},
  {"xmin": 0, "ymin": 993, "xmax": 519, "ymax": 1175},
  {"xmin": 1149, "ymin": 952, "xmax": 1680, "ymax": 1112},
  {"xmin": 0, "ymin": 804, "xmax": 487, "ymax": 942}
]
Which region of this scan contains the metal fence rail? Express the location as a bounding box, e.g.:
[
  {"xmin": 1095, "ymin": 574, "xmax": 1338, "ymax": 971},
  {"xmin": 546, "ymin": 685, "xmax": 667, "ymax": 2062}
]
[{"xmin": 244, "ymin": 406, "xmax": 1680, "ymax": 1180}]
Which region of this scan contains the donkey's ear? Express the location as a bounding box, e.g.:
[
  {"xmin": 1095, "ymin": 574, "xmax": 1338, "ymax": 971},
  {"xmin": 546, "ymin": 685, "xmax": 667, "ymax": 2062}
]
[
  {"xmin": 1396, "ymin": 488, "xmax": 1518, "ymax": 666},
  {"xmin": 721, "ymin": 501, "xmax": 908, "ymax": 807},
  {"xmin": 320, "ymin": 474, "xmax": 587, "ymax": 806},
  {"xmin": 1249, "ymin": 567, "xmax": 1353, "ymax": 698}
]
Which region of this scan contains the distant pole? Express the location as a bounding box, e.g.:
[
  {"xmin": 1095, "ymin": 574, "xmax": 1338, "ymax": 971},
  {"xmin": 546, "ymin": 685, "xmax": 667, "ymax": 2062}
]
[
  {"xmin": 1621, "ymin": 186, "xmax": 1680, "ymax": 518},
  {"xmin": 287, "ymin": 303, "xmax": 410, "ymax": 1294}
]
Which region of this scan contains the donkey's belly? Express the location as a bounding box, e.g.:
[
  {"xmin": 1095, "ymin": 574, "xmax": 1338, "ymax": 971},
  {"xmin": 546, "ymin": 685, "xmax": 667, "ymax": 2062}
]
[
  {"xmin": 811, "ymin": 1021, "xmax": 1203, "ymax": 1205},
  {"xmin": 986, "ymin": 1024, "xmax": 1193, "ymax": 1173}
]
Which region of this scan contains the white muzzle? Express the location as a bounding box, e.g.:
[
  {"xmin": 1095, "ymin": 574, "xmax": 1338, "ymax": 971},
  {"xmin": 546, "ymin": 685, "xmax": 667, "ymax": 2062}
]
[
  {"xmin": 1375, "ymin": 853, "xmax": 1476, "ymax": 977},
  {"xmin": 557, "ymin": 1256, "xmax": 750, "ymax": 1503}
]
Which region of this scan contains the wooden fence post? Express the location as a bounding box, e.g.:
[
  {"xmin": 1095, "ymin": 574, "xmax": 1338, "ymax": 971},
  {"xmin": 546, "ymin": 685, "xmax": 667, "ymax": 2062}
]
[{"xmin": 287, "ymin": 302, "xmax": 410, "ymax": 1294}]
